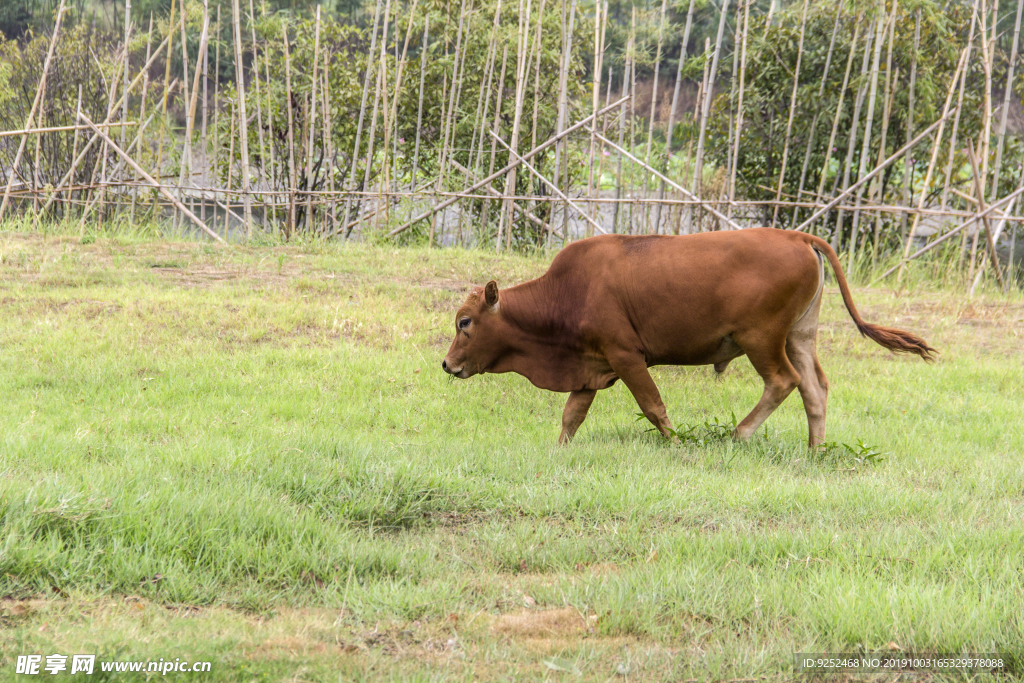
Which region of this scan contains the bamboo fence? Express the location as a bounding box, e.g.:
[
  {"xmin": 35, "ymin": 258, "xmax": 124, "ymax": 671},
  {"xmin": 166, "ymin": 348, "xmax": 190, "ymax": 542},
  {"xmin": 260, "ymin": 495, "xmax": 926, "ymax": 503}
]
[{"xmin": 0, "ymin": 0, "xmax": 1021, "ymax": 289}]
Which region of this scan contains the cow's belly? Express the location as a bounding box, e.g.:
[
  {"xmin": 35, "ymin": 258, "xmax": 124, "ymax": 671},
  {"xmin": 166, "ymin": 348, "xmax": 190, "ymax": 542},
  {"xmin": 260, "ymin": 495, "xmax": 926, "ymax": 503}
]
[{"xmin": 647, "ymin": 333, "xmax": 745, "ymax": 367}]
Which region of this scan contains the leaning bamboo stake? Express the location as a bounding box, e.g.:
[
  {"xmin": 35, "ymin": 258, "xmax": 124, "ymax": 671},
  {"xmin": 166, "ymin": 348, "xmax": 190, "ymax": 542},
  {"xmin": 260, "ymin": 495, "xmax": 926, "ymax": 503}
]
[
  {"xmin": 41, "ymin": 48, "xmax": 175, "ymax": 218},
  {"xmin": 770, "ymin": 0, "xmax": 811, "ymax": 228},
  {"xmin": 389, "ymin": 96, "xmax": 627, "ymax": 237},
  {"xmin": 877, "ymin": 185, "xmax": 1024, "ymax": 282},
  {"xmin": 231, "ymin": 0, "xmax": 253, "ymax": 237},
  {"xmin": 0, "ymin": 0, "xmax": 67, "ymax": 223},
  {"xmin": 992, "ymin": 0, "xmax": 1023, "ymax": 200},
  {"xmin": 589, "ymin": 127, "xmax": 742, "ymax": 230},
  {"xmin": 78, "ymin": 112, "xmax": 225, "ymax": 242},
  {"xmin": 795, "ymin": 114, "xmax": 954, "ymax": 233},
  {"xmin": 897, "ymin": 47, "xmax": 969, "ymax": 281},
  {"xmin": 491, "ymin": 130, "xmax": 606, "ymax": 234},
  {"xmin": 966, "ymin": 140, "xmax": 1005, "ymax": 290}
]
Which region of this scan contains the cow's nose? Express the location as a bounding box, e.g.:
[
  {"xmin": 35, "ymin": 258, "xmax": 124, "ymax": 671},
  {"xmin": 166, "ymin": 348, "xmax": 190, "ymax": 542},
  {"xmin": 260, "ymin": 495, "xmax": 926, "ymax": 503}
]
[{"xmin": 441, "ymin": 359, "xmax": 449, "ymax": 372}]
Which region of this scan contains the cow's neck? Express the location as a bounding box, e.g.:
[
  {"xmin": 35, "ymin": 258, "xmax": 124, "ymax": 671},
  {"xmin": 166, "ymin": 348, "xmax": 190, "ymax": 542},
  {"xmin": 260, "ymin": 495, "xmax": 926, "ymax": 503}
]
[{"xmin": 491, "ymin": 277, "xmax": 586, "ymax": 391}]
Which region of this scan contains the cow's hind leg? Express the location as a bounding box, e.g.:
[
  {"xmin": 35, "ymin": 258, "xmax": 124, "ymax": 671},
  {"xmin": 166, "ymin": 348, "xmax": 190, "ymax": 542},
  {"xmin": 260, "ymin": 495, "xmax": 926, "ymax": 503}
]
[
  {"xmin": 559, "ymin": 389, "xmax": 597, "ymax": 444},
  {"xmin": 786, "ymin": 308, "xmax": 829, "ymax": 448},
  {"xmin": 732, "ymin": 333, "xmax": 801, "ymax": 441}
]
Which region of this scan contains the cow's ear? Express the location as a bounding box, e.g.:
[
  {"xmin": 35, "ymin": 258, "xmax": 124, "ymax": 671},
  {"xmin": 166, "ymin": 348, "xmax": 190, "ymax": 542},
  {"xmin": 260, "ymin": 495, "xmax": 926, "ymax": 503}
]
[{"xmin": 484, "ymin": 280, "xmax": 499, "ymax": 308}]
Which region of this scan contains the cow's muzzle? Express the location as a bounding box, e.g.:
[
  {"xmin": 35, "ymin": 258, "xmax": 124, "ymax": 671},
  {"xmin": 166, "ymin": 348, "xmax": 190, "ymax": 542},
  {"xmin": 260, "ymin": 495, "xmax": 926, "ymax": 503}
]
[{"xmin": 441, "ymin": 359, "xmax": 468, "ymax": 378}]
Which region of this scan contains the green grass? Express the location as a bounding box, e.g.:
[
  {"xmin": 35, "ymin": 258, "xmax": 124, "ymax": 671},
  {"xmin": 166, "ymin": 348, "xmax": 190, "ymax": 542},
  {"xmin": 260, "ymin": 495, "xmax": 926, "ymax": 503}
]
[{"xmin": 1, "ymin": 230, "xmax": 1023, "ymax": 681}]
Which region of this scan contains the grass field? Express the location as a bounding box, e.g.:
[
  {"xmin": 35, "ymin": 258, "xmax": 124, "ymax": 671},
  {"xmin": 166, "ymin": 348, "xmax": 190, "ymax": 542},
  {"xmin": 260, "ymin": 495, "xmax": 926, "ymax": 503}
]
[{"xmin": 1, "ymin": 230, "xmax": 1023, "ymax": 681}]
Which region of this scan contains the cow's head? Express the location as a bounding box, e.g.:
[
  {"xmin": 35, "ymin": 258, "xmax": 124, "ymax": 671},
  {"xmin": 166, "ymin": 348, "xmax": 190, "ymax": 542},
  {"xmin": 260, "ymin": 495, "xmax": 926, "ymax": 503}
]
[{"xmin": 442, "ymin": 281, "xmax": 504, "ymax": 379}]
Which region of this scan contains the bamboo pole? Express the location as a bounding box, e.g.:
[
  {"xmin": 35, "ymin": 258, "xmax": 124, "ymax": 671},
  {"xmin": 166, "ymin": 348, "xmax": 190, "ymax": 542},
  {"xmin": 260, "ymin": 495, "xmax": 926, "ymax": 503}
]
[
  {"xmin": 411, "ymin": 13, "xmax": 430, "ymax": 192},
  {"xmin": 199, "ymin": 8, "xmax": 208, "ymax": 224},
  {"xmin": 361, "ymin": 0, "xmax": 391, "ymax": 236},
  {"xmin": 834, "ymin": 16, "xmax": 875, "ymax": 250},
  {"xmin": 692, "ymin": 0, "xmax": 730, "ymax": 205},
  {"xmin": 727, "ymin": 0, "xmax": 751, "ymax": 220},
  {"xmin": 153, "ymin": 0, "xmax": 176, "ymax": 210},
  {"xmin": 248, "ymin": 0, "xmax": 268, "ymax": 211},
  {"xmin": 940, "ymin": 0, "xmax": 977, "ymax": 211},
  {"xmin": 497, "ymin": 0, "xmax": 533, "ymax": 252},
  {"xmin": 770, "ymin": 0, "xmax": 810, "ymax": 228},
  {"xmin": 901, "ymin": 8, "xmax": 920, "ymax": 240},
  {"xmin": 793, "ymin": 2, "xmax": 842, "ymax": 229},
  {"xmin": 992, "ymin": 0, "xmax": 1023, "ymax": 201},
  {"xmin": 231, "ymin": 0, "xmax": 253, "ymax": 237},
  {"xmin": 868, "ymin": 5, "xmax": 897, "ymax": 260},
  {"xmin": 177, "ymin": 2, "xmax": 210, "ymax": 224},
  {"xmin": 432, "ymin": 0, "xmax": 468, "ymax": 244},
  {"xmin": 813, "ymin": 16, "xmax": 861, "ymax": 235},
  {"xmin": 0, "ymin": 0, "xmax": 67, "ymax": 223},
  {"xmin": 343, "ymin": 0, "xmax": 384, "ymax": 236},
  {"xmin": 658, "ymin": 0, "xmax": 697, "ymax": 229},
  {"xmin": 481, "ymin": 43, "xmax": 510, "ymax": 232},
  {"xmin": 470, "ymin": 3, "xmax": 500, "ymax": 177},
  {"xmin": 283, "ymin": 28, "xmax": 297, "ymax": 238},
  {"xmin": 587, "ymin": 0, "xmax": 607, "ymax": 236},
  {"xmin": 848, "ymin": 0, "xmax": 889, "ymax": 269},
  {"xmin": 304, "ymin": 5, "xmax": 322, "ymax": 234}
]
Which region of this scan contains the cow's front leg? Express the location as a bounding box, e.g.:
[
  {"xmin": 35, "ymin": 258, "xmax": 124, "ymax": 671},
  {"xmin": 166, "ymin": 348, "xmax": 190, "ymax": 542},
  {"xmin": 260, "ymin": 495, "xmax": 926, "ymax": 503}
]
[
  {"xmin": 559, "ymin": 389, "xmax": 597, "ymax": 444},
  {"xmin": 607, "ymin": 352, "xmax": 673, "ymax": 438}
]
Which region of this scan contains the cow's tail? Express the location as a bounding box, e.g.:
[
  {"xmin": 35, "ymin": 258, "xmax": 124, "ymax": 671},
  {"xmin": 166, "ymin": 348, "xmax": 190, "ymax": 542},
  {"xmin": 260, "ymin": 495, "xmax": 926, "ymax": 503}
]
[{"xmin": 804, "ymin": 235, "xmax": 936, "ymax": 361}]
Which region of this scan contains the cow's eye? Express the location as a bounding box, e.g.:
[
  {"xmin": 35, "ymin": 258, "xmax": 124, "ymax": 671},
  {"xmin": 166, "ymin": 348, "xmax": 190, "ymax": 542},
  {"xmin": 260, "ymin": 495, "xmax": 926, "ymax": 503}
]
[{"xmin": 458, "ymin": 317, "xmax": 471, "ymax": 330}]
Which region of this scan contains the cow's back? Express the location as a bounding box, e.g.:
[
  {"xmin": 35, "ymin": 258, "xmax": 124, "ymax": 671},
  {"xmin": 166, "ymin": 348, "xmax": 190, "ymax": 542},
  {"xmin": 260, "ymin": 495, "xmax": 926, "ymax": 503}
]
[{"xmin": 559, "ymin": 230, "xmax": 822, "ymax": 366}]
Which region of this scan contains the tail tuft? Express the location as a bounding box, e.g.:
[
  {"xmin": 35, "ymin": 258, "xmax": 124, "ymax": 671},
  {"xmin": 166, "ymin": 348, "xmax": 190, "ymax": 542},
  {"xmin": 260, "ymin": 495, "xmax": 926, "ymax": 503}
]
[{"xmin": 855, "ymin": 322, "xmax": 937, "ymax": 361}]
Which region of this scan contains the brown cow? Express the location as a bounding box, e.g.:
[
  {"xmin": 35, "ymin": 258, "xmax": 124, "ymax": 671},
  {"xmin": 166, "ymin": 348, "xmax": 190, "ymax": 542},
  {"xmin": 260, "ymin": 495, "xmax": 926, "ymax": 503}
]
[{"xmin": 441, "ymin": 228, "xmax": 934, "ymax": 447}]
